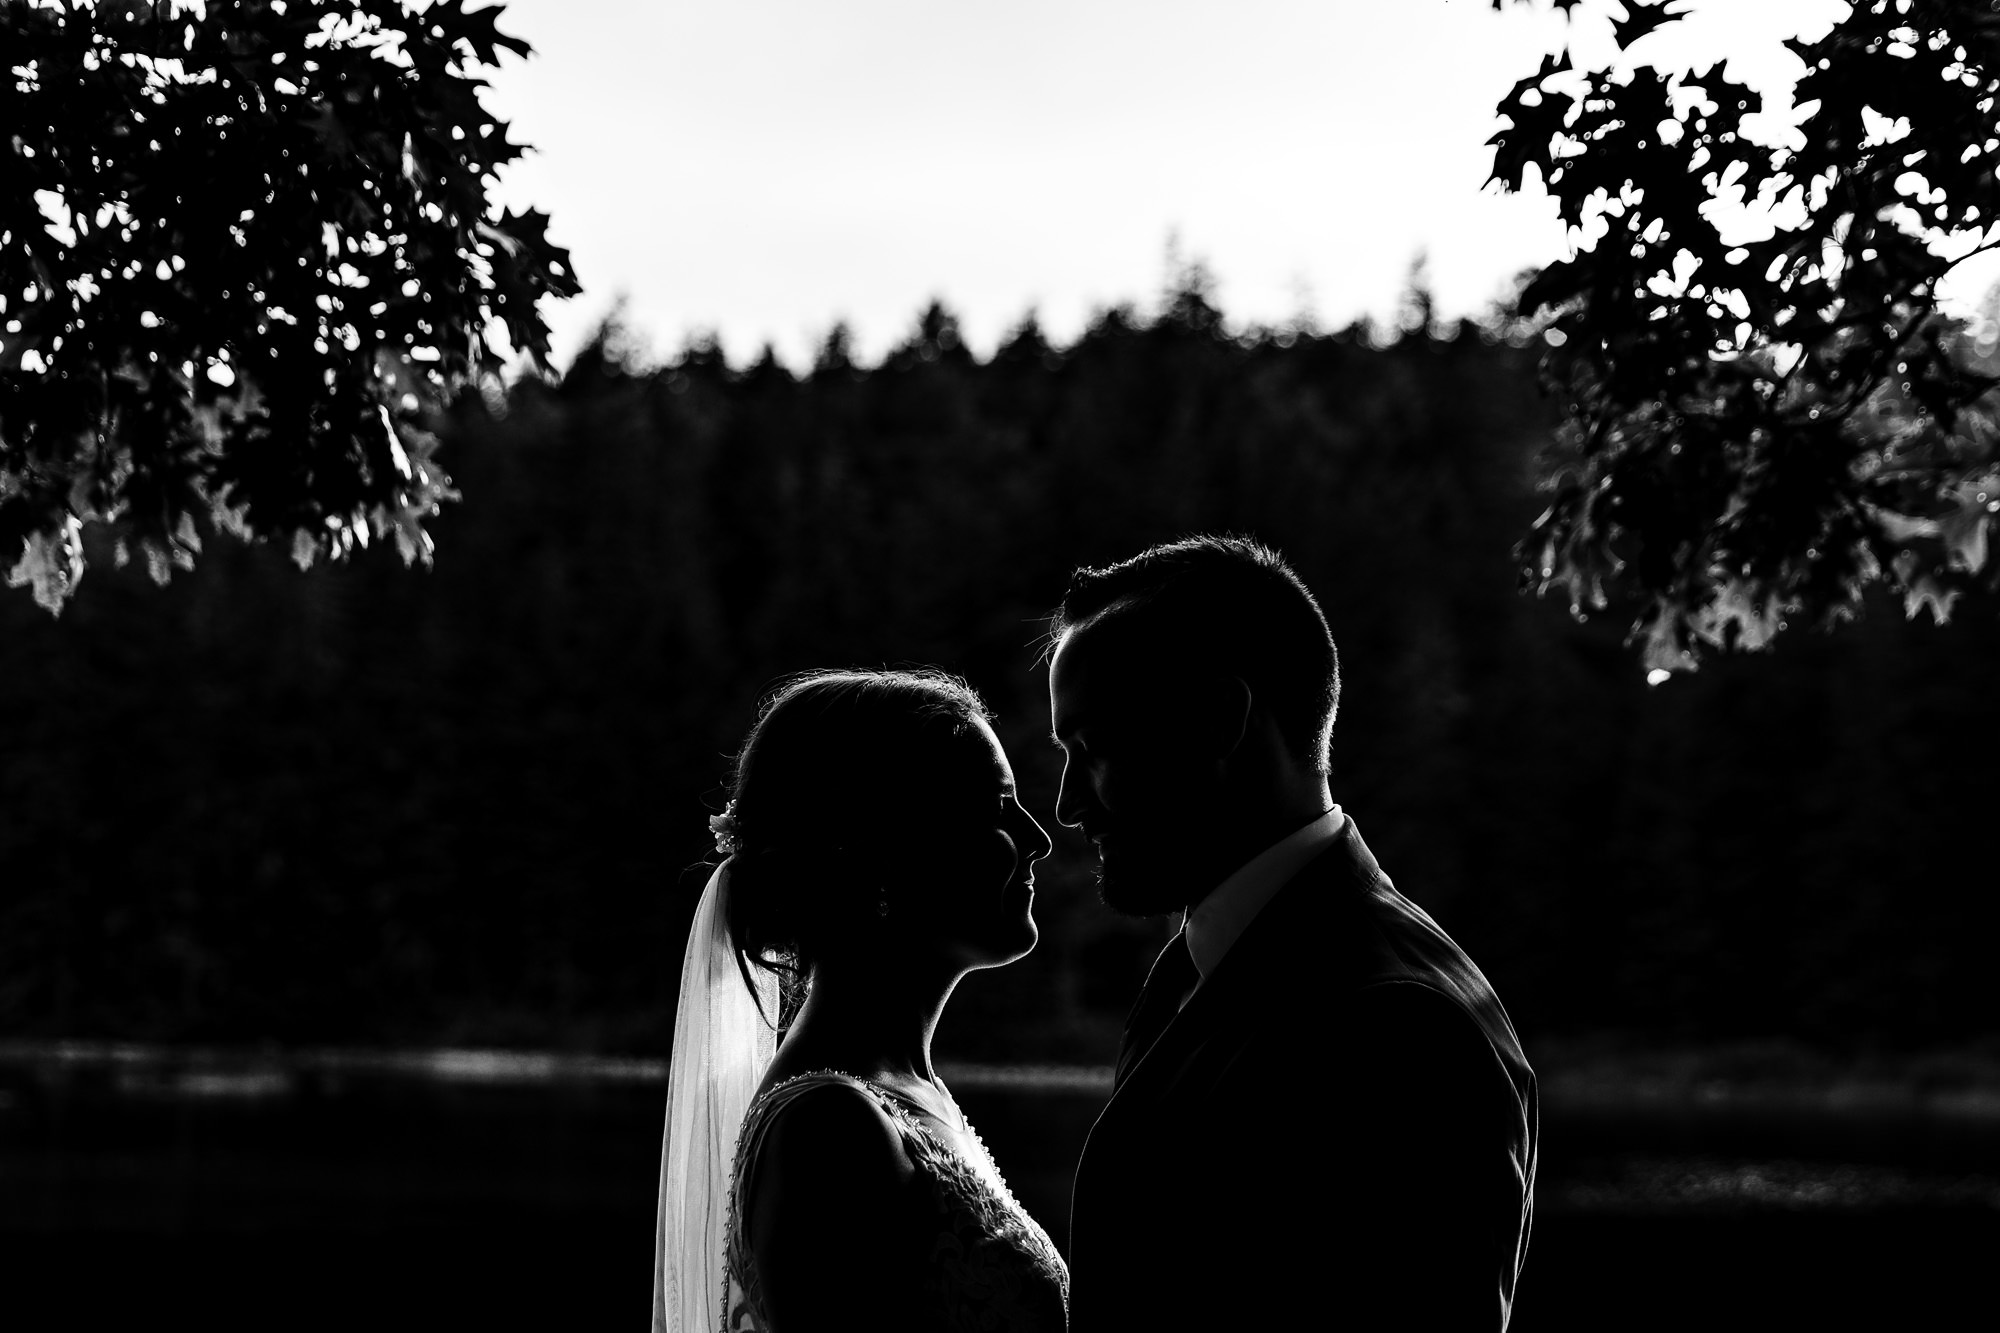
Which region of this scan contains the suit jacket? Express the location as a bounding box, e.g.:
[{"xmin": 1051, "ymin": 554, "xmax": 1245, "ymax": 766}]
[{"xmin": 1067, "ymin": 817, "xmax": 1538, "ymax": 1331}]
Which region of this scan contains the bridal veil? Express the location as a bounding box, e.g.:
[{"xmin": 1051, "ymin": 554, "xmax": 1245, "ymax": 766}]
[{"xmin": 652, "ymin": 860, "xmax": 780, "ymax": 1332}]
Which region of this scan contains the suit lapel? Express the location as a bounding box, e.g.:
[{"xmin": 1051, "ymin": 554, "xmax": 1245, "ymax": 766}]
[
  {"xmin": 1103, "ymin": 823, "xmax": 1387, "ymax": 1108},
  {"xmin": 1075, "ymin": 826, "xmax": 1385, "ymax": 1272}
]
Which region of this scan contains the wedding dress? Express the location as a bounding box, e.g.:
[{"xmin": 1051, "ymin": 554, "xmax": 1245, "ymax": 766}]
[
  {"xmin": 652, "ymin": 860, "xmax": 1067, "ymax": 1333},
  {"xmin": 720, "ymin": 1071, "xmax": 1069, "ymax": 1333}
]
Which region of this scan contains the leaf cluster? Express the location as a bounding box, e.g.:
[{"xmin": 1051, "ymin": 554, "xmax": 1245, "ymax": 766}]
[
  {"xmin": 0, "ymin": 0, "xmax": 577, "ymax": 611},
  {"xmin": 1492, "ymin": 0, "xmax": 2000, "ymax": 671}
]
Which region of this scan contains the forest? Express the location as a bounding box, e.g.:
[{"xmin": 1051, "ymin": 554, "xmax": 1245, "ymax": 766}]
[{"xmin": 5, "ymin": 271, "xmax": 1994, "ymax": 1066}]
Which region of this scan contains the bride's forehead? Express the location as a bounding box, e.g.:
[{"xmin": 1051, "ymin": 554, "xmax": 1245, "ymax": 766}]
[
  {"xmin": 963, "ymin": 717, "xmax": 1012, "ymax": 778},
  {"xmin": 901, "ymin": 719, "xmax": 1011, "ymax": 792}
]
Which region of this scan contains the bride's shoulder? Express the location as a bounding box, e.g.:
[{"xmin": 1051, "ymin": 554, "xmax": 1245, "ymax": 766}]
[
  {"xmin": 744, "ymin": 1069, "xmax": 915, "ymax": 1173},
  {"xmin": 739, "ymin": 1070, "xmax": 921, "ymax": 1236},
  {"xmin": 751, "ymin": 1067, "xmax": 891, "ymax": 1125}
]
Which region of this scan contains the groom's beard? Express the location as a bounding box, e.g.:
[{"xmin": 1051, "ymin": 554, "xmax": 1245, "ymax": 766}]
[{"xmin": 1093, "ymin": 838, "xmax": 1211, "ymax": 919}]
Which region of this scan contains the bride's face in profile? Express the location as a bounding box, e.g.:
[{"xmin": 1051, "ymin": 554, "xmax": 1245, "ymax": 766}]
[{"xmin": 889, "ymin": 717, "xmax": 1052, "ymax": 972}]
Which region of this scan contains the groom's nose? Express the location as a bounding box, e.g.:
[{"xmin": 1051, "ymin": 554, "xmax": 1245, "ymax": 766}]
[{"xmin": 1054, "ymin": 758, "xmax": 1091, "ymax": 830}]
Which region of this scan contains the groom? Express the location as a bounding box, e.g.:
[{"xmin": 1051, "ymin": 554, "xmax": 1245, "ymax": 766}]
[{"xmin": 1048, "ymin": 535, "xmax": 1538, "ymax": 1331}]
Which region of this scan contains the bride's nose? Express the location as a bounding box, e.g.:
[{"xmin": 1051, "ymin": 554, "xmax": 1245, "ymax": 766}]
[{"xmin": 1017, "ymin": 806, "xmax": 1054, "ymax": 864}]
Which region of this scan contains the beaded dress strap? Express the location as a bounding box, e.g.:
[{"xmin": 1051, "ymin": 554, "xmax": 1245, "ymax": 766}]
[{"xmin": 745, "ymin": 1070, "xmax": 1020, "ymax": 1208}]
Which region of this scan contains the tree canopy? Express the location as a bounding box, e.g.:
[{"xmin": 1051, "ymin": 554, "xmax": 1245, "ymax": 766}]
[
  {"xmin": 0, "ymin": 0, "xmax": 575, "ymax": 612},
  {"xmin": 8, "ymin": 287, "xmax": 1994, "ymax": 1054},
  {"xmin": 1492, "ymin": 0, "xmax": 2000, "ymax": 673}
]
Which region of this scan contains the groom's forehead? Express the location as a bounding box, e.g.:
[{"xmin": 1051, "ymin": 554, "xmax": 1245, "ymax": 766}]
[
  {"xmin": 1049, "ymin": 621, "xmax": 1180, "ymax": 726},
  {"xmin": 1046, "ymin": 630, "xmax": 1098, "ymax": 730}
]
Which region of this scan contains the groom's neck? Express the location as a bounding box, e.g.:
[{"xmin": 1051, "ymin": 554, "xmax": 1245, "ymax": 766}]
[{"xmin": 1181, "ymin": 774, "xmax": 1334, "ymax": 911}]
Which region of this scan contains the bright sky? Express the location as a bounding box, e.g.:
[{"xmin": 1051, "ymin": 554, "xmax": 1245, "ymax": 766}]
[{"xmin": 475, "ymin": 0, "xmax": 1991, "ymax": 372}]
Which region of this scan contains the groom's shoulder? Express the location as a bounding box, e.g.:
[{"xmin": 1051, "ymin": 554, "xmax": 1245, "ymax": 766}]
[
  {"xmin": 1252, "ymin": 832, "xmax": 1512, "ymax": 1015},
  {"xmin": 1238, "ymin": 832, "xmax": 1409, "ymax": 959}
]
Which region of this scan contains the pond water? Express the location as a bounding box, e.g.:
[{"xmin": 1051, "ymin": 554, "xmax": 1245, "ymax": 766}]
[{"xmin": 5, "ymin": 1045, "xmax": 1996, "ymax": 1331}]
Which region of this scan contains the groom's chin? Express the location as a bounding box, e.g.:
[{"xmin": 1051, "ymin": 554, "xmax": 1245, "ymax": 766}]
[{"xmin": 1094, "ymin": 857, "xmax": 1196, "ymax": 919}]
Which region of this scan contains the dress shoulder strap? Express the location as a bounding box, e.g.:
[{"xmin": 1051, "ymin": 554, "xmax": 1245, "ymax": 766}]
[
  {"xmin": 751, "ymin": 1068, "xmax": 880, "ymax": 1116},
  {"xmin": 742, "ymin": 1067, "xmax": 870, "ymax": 1137}
]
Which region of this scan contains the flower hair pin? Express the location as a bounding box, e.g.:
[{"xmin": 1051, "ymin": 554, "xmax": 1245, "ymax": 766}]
[{"xmin": 709, "ymin": 802, "xmax": 744, "ymax": 856}]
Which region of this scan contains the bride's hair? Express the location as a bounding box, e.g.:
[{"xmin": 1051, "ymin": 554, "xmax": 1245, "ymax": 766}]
[{"xmin": 718, "ymin": 667, "xmax": 993, "ymax": 1023}]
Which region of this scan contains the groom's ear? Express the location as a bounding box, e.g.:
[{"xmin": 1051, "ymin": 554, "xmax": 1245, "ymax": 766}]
[{"xmin": 1200, "ymin": 674, "xmax": 1254, "ymax": 761}]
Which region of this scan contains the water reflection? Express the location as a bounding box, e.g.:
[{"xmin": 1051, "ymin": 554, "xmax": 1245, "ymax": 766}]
[
  {"xmin": 1549, "ymin": 1154, "xmax": 2000, "ymax": 1214},
  {"xmin": 13, "ymin": 1038, "xmax": 2000, "ymax": 1222},
  {"xmin": 7, "ymin": 1040, "xmax": 2000, "ymax": 1331}
]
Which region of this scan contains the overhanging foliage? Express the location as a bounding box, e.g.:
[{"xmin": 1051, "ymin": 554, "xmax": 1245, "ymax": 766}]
[
  {"xmin": 0, "ymin": 0, "xmax": 577, "ymax": 611},
  {"xmin": 1493, "ymin": 0, "xmax": 2000, "ymax": 672}
]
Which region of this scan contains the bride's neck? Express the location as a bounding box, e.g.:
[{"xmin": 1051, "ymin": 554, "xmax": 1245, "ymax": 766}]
[{"xmin": 778, "ymin": 958, "xmax": 962, "ymax": 1085}]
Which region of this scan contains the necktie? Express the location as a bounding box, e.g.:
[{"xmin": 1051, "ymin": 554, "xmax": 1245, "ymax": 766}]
[{"xmin": 1115, "ymin": 931, "xmax": 1199, "ymax": 1089}]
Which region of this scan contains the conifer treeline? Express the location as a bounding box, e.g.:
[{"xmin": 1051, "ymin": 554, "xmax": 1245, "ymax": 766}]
[{"xmin": 3, "ymin": 280, "xmax": 1992, "ymax": 1058}]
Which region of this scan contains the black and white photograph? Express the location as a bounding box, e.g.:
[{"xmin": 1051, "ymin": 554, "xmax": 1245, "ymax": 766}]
[{"xmin": 4, "ymin": 2, "xmax": 1999, "ymax": 1329}]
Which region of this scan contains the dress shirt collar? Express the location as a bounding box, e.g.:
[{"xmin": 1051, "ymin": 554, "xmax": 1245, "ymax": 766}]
[{"xmin": 1183, "ymin": 805, "xmax": 1345, "ymax": 985}]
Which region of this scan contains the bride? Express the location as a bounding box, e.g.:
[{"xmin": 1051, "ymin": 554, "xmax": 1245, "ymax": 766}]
[{"xmin": 652, "ymin": 668, "xmax": 1068, "ymax": 1332}]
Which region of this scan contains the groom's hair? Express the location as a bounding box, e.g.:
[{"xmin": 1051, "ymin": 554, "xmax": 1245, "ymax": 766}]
[{"xmin": 1051, "ymin": 534, "xmax": 1339, "ymax": 774}]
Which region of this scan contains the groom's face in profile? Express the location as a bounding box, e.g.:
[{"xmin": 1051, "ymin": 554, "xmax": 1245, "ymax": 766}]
[{"xmin": 1048, "ymin": 622, "xmax": 1231, "ymax": 917}]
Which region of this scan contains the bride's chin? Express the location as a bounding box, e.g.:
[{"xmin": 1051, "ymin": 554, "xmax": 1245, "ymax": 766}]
[{"xmin": 984, "ymin": 921, "xmax": 1038, "ymax": 968}]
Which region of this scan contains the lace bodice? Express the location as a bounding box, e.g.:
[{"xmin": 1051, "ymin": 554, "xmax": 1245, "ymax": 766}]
[{"xmin": 721, "ymin": 1071, "xmax": 1069, "ymax": 1332}]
